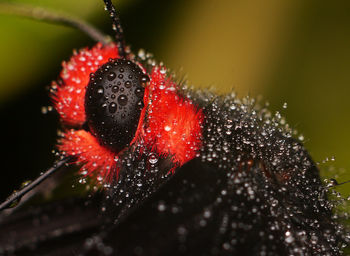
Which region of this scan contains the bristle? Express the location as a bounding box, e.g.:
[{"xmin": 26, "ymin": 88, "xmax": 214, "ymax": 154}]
[
  {"xmin": 141, "ymin": 67, "xmax": 203, "ymax": 167},
  {"xmin": 59, "ymin": 129, "xmax": 118, "ymax": 183}
]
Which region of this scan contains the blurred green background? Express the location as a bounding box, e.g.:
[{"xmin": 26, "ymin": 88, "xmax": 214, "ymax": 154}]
[{"xmin": 0, "ymin": 0, "xmax": 349, "ymax": 198}]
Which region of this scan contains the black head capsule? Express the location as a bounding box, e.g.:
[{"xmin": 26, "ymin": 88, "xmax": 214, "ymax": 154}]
[{"xmin": 85, "ymin": 59, "xmax": 148, "ymax": 152}]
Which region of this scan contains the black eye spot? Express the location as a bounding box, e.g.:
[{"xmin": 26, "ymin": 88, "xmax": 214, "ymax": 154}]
[{"xmin": 85, "ymin": 59, "xmax": 148, "ymax": 152}]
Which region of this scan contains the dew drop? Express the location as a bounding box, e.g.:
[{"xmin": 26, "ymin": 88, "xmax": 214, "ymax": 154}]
[
  {"xmin": 140, "ymin": 74, "xmax": 150, "ymax": 86},
  {"xmin": 148, "ymin": 153, "xmax": 158, "ymax": 164},
  {"xmin": 137, "ymin": 101, "xmax": 144, "ymax": 108},
  {"xmin": 109, "ymin": 102, "xmax": 117, "ymax": 113},
  {"xmin": 329, "ymin": 178, "xmax": 339, "ymax": 186},
  {"xmin": 135, "ymin": 88, "xmax": 143, "ymax": 98},
  {"xmin": 96, "ymin": 87, "xmax": 104, "ymax": 98},
  {"xmin": 230, "ymin": 105, "xmax": 236, "ymax": 110},
  {"xmin": 158, "ymin": 201, "xmax": 166, "ymax": 212},
  {"xmin": 285, "ymin": 231, "xmax": 295, "ymax": 243},
  {"xmin": 118, "ymin": 95, "xmax": 128, "ymax": 106},
  {"xmin": 125, "ymin": 81, "xmax": 132, "ymax": 88},
  {"xmin": 107, "ymin": 72, "xmax": 116, "ymax": 81},
  {"xmin": 112, "ymin": 85, "xmax": 119, "ymax": 93},
  {"xmin": 41, "ymin": 106, "xmax": 48, "ymax": 114}
]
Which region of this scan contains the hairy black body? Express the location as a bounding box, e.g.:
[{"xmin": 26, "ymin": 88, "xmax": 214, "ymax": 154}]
[{"xmin": 0, "ymin": 89, "xmax": 347, "ymax": 256}]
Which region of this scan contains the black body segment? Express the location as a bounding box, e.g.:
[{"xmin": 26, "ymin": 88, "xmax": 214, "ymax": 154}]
[
  {"xmin": 85, "ymin": 59, "xmax": 147, "ymax": 152},
  {"xmin": 84, "ymin": 158, "xmax": 339, "ymax": 255},
  {"xmin": 0, "ymin": 90, "xmax": 347, "ymax": 255}
]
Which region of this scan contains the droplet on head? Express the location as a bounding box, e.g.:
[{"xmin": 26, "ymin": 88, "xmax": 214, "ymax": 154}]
[
  {"xmin": 96, "ymin": 87, "xmax": 104, "ymax": 98},
  {"xmin": 118, "ymin": 95, "xmax": 128, "ymax": 106},
  {"xmin": 135, "ymin": 88, "xmax": 143, "ymax": 98},
  {"xmin": 107, "ymin": 72, "xmax": 116, "ymax": 81},
  {"xmin": 140, "ymin": 74, "xmax": 150, "ymax": 86},
  {"xmin": 109, "ymin": 102, "xmax": 117, "ymax": 113},
  {"xmin": 112, "ymin": 85, "xmax": 119, "ymax": 93},
  {"xmin": 125, "ymin": 81, "xmax": 132, "ymax": 88}
]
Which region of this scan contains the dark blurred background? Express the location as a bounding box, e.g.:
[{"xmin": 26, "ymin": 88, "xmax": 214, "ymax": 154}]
[{"xmin": 0, "ymin": 0, "xmax": 349, "ymax": 199}]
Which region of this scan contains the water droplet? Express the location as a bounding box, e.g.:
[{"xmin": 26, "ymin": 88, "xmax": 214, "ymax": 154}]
[
  {"xmin": 41, "ymin": 106, "xmax": 48, "ymax": 114},
  {"xmin": 20, "ymin": 180, "xmax": 31, "ymax": 188},
  {"xmin": 112, "ymin": 85, "xmax": 119, "ymax": 93},
  {"xmin": 125, "ymin": 81, "xmax": 132, "ymax": 88},
  {"xmin": 137, "ymin": 101, "xmax": 144, "ymax": 108},
  {"xmin": 148, "ymin": 153, "xmax": 158, "ymax": 164},
  {"xmin": 140, "ymin": 74, "xmax": 150, "ymax": 85},
  {"xmin": 96, "ymin": 87, "xmax": 104, "ymax": 97},
  {"xmin": 109, "ymin": 102, "xmax": 117, "ymax": 113},
  {"xmin": 285, "ymin": 231, "xmax": 295, "ymax": 243},
  {"xmin": 138, "ymin": 49, "xmax": 146, "ymax": 59},
  {"xmin": 135, "ymin": 88, "xmax": 143, "ymax": 98},
  {"xmin": 230, "ymin": 105, "xmax": 236, "ymax": 110},
  {"xmin": 118, "ymin": 95, "xmax": 128, "ymax": 106},
  {"xmin": 329, "ymin": 178, "xmax": 339, "ymax": 186},
  {"xmin": 107, "ymin": 72, "xmax": 116, "ymax": 81},
  {"xmin": 157, "ymin": 201, "xmax": 166, "ymax": 211}
]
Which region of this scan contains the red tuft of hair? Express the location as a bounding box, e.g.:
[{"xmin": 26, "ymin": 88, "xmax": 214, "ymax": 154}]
[
  {"xmin": 51, "ymin": 43, "xmax": 119, "ymax": 127},
  {"xmin": 141, "ymin": 67, "xmax": 204, "ymax": 168},
  {"xmin": 59, "ymin": 129, "xmax": 119, "ymax": 182}
]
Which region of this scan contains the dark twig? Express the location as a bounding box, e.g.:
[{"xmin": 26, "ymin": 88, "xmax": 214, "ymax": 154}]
[
  {"xmin": 0, "ymin": 3, "xmax": 110, "ymax": 44},
  {"xmin": 0, "ymin": 157, "xmax": 70, "ymax": 211}
]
